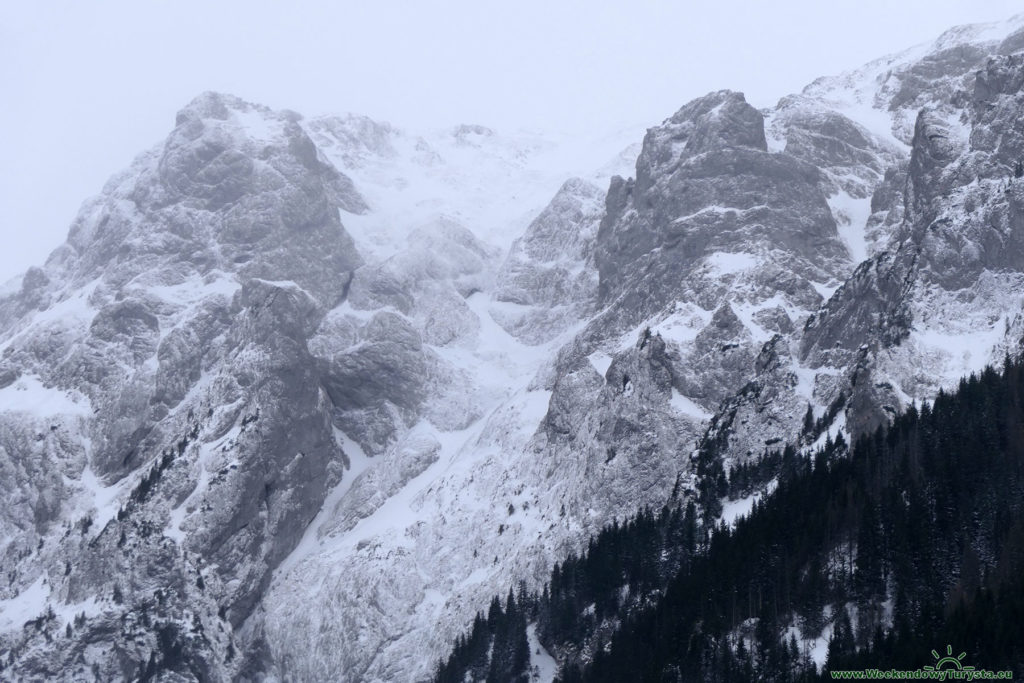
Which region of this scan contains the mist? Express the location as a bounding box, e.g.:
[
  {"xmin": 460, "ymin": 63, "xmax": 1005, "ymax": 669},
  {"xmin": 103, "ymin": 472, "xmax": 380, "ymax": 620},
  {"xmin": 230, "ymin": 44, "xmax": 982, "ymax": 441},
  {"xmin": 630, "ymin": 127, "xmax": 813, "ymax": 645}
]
[{"xmin": 1, "ymin": 0, "xmax": 1020, "ymax": 282}]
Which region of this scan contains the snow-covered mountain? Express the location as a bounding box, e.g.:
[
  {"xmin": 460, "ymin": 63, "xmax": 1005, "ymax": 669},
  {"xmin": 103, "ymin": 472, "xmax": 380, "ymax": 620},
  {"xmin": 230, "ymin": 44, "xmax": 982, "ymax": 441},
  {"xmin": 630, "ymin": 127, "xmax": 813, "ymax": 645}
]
[{"xmin": 3, "ymin": 13, "xmax": 1024, "ymax": 682}]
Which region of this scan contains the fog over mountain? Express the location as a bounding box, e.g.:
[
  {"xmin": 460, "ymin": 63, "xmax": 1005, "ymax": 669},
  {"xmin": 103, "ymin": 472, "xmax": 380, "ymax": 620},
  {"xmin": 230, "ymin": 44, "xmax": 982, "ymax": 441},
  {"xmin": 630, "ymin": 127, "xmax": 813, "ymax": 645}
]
[{"xmin": 2, "ymin": 1, "xmax": 1020, "ymax": 282}]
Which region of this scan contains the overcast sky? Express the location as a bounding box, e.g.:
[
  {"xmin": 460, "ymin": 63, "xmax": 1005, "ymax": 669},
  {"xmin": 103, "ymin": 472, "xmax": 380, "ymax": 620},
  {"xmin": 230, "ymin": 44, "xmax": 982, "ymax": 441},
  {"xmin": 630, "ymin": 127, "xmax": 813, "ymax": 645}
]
[{"xmin": 1, "ymin": 0, "xmax": 1021, "ymax": 283}]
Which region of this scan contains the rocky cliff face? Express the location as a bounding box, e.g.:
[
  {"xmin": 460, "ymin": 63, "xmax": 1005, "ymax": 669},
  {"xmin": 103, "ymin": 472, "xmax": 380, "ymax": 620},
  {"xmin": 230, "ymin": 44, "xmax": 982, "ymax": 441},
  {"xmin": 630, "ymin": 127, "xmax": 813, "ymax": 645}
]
[
  {"xmin": 0, "ymin": 92, "xmax": 369, "ymax": 680},
  {"xmin": 3, "ymin": 15, "xmax": 1024, "ymax": 683}
]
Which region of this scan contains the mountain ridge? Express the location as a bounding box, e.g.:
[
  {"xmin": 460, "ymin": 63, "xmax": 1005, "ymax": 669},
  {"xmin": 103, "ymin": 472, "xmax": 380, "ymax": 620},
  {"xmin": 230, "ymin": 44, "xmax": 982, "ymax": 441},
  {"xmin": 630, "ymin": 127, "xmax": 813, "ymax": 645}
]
[{"xmin": 2, "ymin": 13, "xmax": 1024, "ymax": 682}]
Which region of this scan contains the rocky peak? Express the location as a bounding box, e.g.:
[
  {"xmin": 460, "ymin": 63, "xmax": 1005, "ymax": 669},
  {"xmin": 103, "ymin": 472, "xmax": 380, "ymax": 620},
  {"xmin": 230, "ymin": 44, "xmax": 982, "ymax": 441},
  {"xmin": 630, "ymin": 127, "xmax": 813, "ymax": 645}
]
[
  {"xmin": 974, "ymin": 53, "xmax": 1024, "ymax": 103},
  {"xmin": 667, "ymin": 90, "xmax": 767, "ymax": 153},
  {"xmin": 635, "ymin": 90, "xmax": 766, "ymax": 194},
  {"xmin": 594, "ymin": 87, "xmax": 843, "ymax": 316},
  {"xmin": 904, "ymin": 109, "xmax": 968, "ymax": 226},
  {"xmin": 46, "ymin": 92, "xmax": 368, "ymax": 310}
]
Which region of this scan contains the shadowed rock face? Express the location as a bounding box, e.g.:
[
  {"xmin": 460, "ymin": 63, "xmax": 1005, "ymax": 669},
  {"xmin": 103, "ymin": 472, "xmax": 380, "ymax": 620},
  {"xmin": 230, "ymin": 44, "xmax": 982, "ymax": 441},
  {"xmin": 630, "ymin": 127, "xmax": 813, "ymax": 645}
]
[
  {"xmin": 783, "ymin": 110, "xmax": 878, "ymax": 173},
  {"xmin": 0, "ymin": 92, "xmax": 371, "ymax": 680},
  {"xmin": 800, "ymin": 53, "xmax": 1024, "ymax": 438},
  {"xmin": 536, "ymin": 34, "xmax": 1024, "ymax": 576},
  {"xmin": 776, "ymin": 107, "xmax": 905, "ymax": 201},
  {"xmin": 492, "ymin": 177, "xmax": 605, "ymax": 343},
  {"xmin": 517, "ymin": 90, "xmax": 859, "ymax": 582},
  {"xmin": 60, "ymin": 92, "xmax": 365, "ymax": 307},
  {"xmin": 47, "ymin": 92, "xmax": 368, "ymax": 481},
  {"xmin": 887, "ymin": 44, "xmax": 991, "ymax": 112},
  {"xmin": 594, "ymin": 90, "xmax": 845, "ymax": 321}
]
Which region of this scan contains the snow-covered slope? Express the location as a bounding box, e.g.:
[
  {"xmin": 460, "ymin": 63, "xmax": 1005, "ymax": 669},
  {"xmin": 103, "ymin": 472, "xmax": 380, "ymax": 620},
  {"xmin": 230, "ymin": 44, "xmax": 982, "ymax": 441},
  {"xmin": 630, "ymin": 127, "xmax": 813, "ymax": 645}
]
[
  {"xmin": 0, "ymin": 92, "xmax": 641, "ymax": 680},
  {"xmin": 304, "ymin": 114, "xmax": 641, "ymax": 260},
  {"xmin": 3, "ymin": 13, "xmax": 1024, "ymax": 683}
]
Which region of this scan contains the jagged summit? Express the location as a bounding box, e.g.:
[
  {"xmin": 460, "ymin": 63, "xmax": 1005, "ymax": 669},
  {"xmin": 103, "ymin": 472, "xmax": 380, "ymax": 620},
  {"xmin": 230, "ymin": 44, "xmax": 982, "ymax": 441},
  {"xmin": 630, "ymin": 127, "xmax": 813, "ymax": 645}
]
[
  {"xmin": 663, "ymin": 90, "xmax": 768, "ymax": 156},
  {"xmin": 173, "ymin": 91, "xmax": 278, "ymax": 124}
]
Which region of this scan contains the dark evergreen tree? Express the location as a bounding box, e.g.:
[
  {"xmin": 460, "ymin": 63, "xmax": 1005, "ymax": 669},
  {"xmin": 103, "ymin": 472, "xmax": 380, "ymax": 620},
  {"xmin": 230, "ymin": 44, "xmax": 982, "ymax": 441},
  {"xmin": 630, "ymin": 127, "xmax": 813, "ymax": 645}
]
[{"xmin": 438, "ymin": 359, "xmax": 1024, "ymax": 683}]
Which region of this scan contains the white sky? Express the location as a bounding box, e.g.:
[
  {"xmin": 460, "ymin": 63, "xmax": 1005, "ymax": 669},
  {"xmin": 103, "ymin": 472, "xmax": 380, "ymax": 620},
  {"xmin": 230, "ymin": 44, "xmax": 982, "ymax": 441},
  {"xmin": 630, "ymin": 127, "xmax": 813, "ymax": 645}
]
[{"xmin": 1, "ymin": 0, "xmax": 1021, "ymax": 283}]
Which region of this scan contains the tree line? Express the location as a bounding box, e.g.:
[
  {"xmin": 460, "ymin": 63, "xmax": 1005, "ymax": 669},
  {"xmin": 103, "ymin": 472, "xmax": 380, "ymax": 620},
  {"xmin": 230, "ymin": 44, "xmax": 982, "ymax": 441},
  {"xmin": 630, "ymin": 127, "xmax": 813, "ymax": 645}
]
[{"xmin": 437, "ymin": 358, "xmax": 1024, "ymax": 681}]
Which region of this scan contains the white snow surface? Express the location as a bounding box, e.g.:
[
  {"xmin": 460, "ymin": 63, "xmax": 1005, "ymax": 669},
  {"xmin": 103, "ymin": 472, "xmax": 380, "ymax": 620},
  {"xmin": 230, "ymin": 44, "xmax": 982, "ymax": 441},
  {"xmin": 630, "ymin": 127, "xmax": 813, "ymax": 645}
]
[
  {"xmin": 652, "ymin": 303, "xmax": 714, "ymax": 347},
  {"xmin": 308, "ymin": 116, "xmax": 644, "ymax": 261},
  {"xmin": 0, "ymin": 375, "xmax": 92, "ymax": 418},
  {"xmin": 255, "ymin": 119, "xmax": 643, "ymax": 681},
  {"xmin": 827, "ymin": 190, "xmax": 872, "ymax": 264},
  {"xmin": 720, "ymin": 480, "xmax": 777, "ymax": 528},
  {"xmin": 527, "ymin": 623, "xmax": 558, "ymax": 682},
  {"xmin": 797, "ymin": 13, "xmax": 1024, "ymax": 147},
  {"xmin": 77, "ymin": 465, "xmax": 132, "ymax": 538},
  {"xmin": 0, "ymin": 576, "xmax": 50, "ymax": 632},
  {"xmin": 671, "ymin": 389, "xmax": 712, "ymax": 420},
  {"xmin": 587, "ymin": 350, "xmax": 613, "ymax": 376},
  {"xmin": 0, "ymin": 278, "xmax": 101, "ymax": 355},
  {"xmin": 704, "ymin": 251, "xmax": 759, "ymax": 276},
  {"xmin": 261, "ymin": 278, "xmax": 574, "ymax": 676}
]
